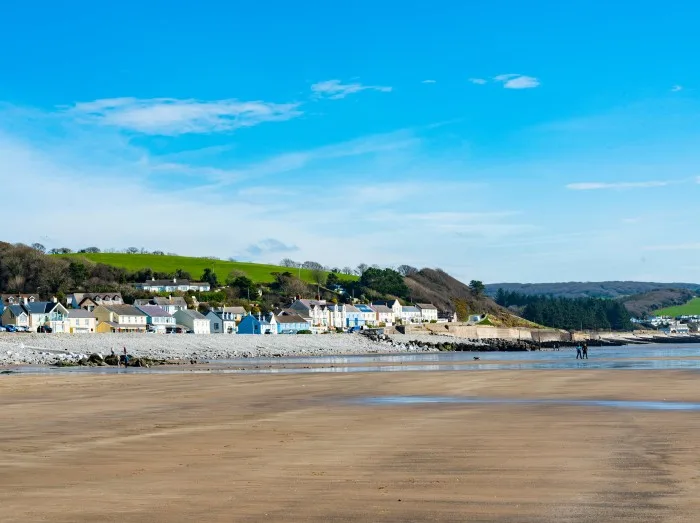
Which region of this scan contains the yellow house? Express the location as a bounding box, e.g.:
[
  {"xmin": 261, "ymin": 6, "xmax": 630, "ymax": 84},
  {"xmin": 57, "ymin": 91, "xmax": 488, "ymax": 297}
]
[{"xmin": 94, "ymin": 304, "xmax": 148, "ymax": 333}]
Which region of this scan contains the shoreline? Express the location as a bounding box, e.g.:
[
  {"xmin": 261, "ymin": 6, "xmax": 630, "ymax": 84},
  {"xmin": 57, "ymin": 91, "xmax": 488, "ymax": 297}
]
[{"xmin": 1, "ymin": 331, "xmax": 699, "ymax": 368}]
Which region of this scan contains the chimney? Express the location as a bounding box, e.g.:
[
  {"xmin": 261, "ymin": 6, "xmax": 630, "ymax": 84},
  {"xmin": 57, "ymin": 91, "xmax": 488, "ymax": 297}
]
[
  {"xmin": 52, "ymin": 296, "xmax": 58, "ymax": 303},
  {"xmin": 173, "ymin": 278, "xmax": 177, "ymax": 283},
  {"xmin": 23, "ymin": 297, "xmax": 28, "ymax": 305}
]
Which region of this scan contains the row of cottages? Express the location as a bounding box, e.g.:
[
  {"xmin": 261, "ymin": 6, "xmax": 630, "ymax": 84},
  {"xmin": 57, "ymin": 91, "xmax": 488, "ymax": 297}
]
[
  {"xmin": 286, "ymin": 299, "xmax": 440, "ymax": 330},
  {"xmin": 135, "ymin": 278, "xmax": 211, "ymax": 293},
  {"xmin": 237, "ymin": 311, "xmax": 310, "ymax": 335},
  {"xmin": 1, "ymin": 301, "xmax": 76, "ymax": 333},
  {"xmin": 0, "ymin": 294, "xmax": 41, "ymax": 315}
]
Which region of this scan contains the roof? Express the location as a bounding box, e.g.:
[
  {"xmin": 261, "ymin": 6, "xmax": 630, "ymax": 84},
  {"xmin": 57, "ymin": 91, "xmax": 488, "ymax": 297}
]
[
  {"xmin": 1, "ymin": 293, "xmax": 40, "ymax": 304},
  {"xmin": 23, "ymin": 302, "xmax": 61, "ymax": 314},
  {"xmin": 345, "ymin": 305, "xmax": 361, "ymax": 313},
  {"xmin": 402, "ymin": 306, "xmax": 420, "ymax": 313},
  {"xmin": 153, "ymin": 296, "xmax": 188, "ymax": 306},
  {"xmin": 292, "ymin": 299, "xmax": 327, "ymax": 309},
  {"xmin": 355, "ymin": 304, "xmax": 374, "ymax": 312},
  {"xmin": 4, "ymin": 304, "xmax": 27, "ymax": 316},
  {"xmin": 373, "ymin": 300, "xmax": 399, "ymax": 307},
  {"xmin": 416, "ymin": 303, "xmax": 437, "ymax": 310},
  {"xmin": 67, "ymin": 309, "xmax": 95, "ymax": 319},
  {"xmin": 102, "ymin": 304, "xmax": 147, "ymax": 316},
  {"xmin": 176, "ymin": 309, "xmax": 208, "ymax": 320},
  {"xmin": 372, "ymin": 305, "xmax": 393, "ymax": 313},
  {"xmin": 71, "ymin": 292, "xmax": 123, "ymax": 301},
  {"xmin": 140, "ymin": 279, "xmax": 190, "ymax": 286},
  {"xmin": 135, "ymin": 305, "xmax": 173, "ymax": 318},
  {"xmin": 216, "ymin": 306, "xmax": 247, "ymax": 315},
  {"xmin": 275, "ymin": 313, "xmax": 308, "ymax": 324}
]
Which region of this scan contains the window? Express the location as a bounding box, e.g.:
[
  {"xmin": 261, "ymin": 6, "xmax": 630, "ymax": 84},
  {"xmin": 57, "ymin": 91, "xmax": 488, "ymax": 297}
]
[{"xmin": 214, "ymin": 323, "xmax": 220, "ymax": 330}]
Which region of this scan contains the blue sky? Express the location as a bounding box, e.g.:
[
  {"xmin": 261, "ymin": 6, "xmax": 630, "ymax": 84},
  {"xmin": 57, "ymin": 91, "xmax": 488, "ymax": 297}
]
[{"xmin": 1, "ymin": 1, "xmax": 699, "ymax": 283}]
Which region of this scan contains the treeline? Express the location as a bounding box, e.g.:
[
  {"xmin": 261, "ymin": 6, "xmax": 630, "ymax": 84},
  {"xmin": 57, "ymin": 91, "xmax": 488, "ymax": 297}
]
[{"xmin": 495, "ymin": 289, "xmax": 632, "ymax": 331}]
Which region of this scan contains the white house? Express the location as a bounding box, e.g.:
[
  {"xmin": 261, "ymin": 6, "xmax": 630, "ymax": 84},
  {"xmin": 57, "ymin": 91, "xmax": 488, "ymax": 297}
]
[
  {"xmin": 660, "ymin": 321, "xmax": 690, "ymax": 334},
  {"xmin": 327, "ymin": 304, "xmax": 346, "ymax": 329},
  {"xmin": 373, "ymin": 300, "xmax": 402, "ymax": 319},
  {"xmin": 134, "ymin": 296, "xmax": 188, "ymax": 315},
  {"xmin": 416, "ymin": 303, "xmax": 438, "ymax": 322},
  {"xmin": 400, "ymin": 305, "xmax": 422, "ymax": 324},
  {"xmin": 23, "ymin": 301, "xmax": 70, "ymax": 333},
  {"xmin": 289, "ymin": 299, "xmax": 330, "ymax": 329},
  {"xmin": 174, "ymin": 309, "xmax": 211, "ymax": 334},
  {"xmin": 66, "ymin": 309, "xmax": 97, "ymax": 333}
]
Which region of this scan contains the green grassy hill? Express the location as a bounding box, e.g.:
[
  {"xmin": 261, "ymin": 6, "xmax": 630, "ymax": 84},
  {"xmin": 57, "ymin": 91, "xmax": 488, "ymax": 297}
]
[
  {"xmin": 653, "ymin": 297, "xmax": 700, "ymax": 316},
  {"xmin": 56, "ymin": 253, "xmax": 357, "ymax": 285}
]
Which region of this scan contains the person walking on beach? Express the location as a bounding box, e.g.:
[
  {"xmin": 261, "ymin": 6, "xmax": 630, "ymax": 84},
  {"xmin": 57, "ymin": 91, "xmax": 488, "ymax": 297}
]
[
  {"xmin": 576, "ymin": 345, "xmax": 583, "ymax": 359},
  {"xmin": 123, "ymin": 347, "xmax": 128, "ymax": 368},
  {"xmin": 582, "ymin": 343, "xmax": 588, "ymax": 359}
]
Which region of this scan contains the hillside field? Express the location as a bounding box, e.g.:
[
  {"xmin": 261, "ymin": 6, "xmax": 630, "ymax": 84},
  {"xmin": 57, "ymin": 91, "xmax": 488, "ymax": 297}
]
[
  {"xmin": 56, "ymin": 253, "xmax": 358, "ymax": 285},
  {"xmin": 654, "ymin": 297, "xmax": 700, "ymax": 317}
]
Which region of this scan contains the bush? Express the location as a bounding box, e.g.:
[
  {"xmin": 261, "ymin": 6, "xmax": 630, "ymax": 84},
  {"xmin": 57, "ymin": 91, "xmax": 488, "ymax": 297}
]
[
  {"xmin": 430, "ymin": 319, "xmax": 437, "ymax": 323},
  {"xmin": 297, "ymin": 329, "xmax": 313, "ymax": 334}
]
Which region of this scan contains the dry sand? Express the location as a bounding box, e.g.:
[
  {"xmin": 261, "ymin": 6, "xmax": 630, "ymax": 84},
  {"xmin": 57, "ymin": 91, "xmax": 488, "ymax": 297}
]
[{"xmin": 2, "ymin": 370, "xmax": 700, "ymax": 522}]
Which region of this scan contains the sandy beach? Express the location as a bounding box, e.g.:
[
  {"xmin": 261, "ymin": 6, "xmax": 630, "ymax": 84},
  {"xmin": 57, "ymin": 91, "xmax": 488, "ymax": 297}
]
[{"xmin": 2, "ymin": 369, "xmax": 700, "ymax": 522}]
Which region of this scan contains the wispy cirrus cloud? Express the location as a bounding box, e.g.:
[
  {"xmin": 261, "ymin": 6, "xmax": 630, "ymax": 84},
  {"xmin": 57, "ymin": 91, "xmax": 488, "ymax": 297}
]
[
  {"xmin": 494, "ymin": 74, "xmax": 540, "ymax": 89},
  {"xmin": 566, "ymin": 181, "xmax": 670, "ymax": 190},
  {"xmin": 671, "ymin": 85, "xmax": 683, "ymax": 92},
  {"xmin": 468, "ymin": 78, "xmax": 487, "ymax": 85},
  {"xmin": 311, "ymin": 79, "xmax": 392, "ymax": 100},
  {"xmin": 422, "ymin": 79, "xmax": 437, "ymax": 84},
  {"xmin": 69, "ymin": 97, "xmax": 302, "ymax": 135},
  {"xmin": 244, "ymin": 238, "xmax": 299, "ymax": 258}
]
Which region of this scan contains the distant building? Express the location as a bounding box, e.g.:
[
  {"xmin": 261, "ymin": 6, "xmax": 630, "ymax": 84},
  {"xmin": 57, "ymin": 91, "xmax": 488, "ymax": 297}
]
[
  {"xmin": 134, "ymin": 296, "xmax": 189, "ymax": 315},
  {"xmin": 0, "ymin": 294, "xmax": 40, "ymax": 315},
  {"xmin": 355, "ymin": 304, "xmax": 377, "ymax": 326},
  {"xmin": 135, "ymin": 278, "xmax": 211, "ymax": 293},
  {"xmin": 660, "ymin": 321, "xmax": 690, "ymax": 334},
  {"xmin": 400, "ymin": 305, "xmax": 421, "ymax": 324},
  {"xmin": 372, "ymin": 304, "xmax": 395, "ymax": 325},
  {"xmin": 1, "ymin": 305, "xmax": 30, "ymax": 329},
  {"xmin": 205, "ymin": 307, "xmax": 243, "ymax": 334},
  {"xmin": 344, "ymin": 305, "xmax": 365, "ymax": 329},
  {"xmin": 275, "ymin": 312, "xmax": 310, "ymax": 334}
]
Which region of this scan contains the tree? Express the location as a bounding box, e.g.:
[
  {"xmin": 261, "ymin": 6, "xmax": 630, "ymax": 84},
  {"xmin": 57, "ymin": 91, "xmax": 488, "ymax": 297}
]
[
  {"xmin": 79, "ymin": 246, "xmax": 101, "ymax": 254},
  {"xmin": 228, "ymin": 276, "xmax": 256, "ymax": 299},
  {"xmin": 31, "ymin": 243, "xmax": 46, "ymax": 254},
  {"xmin": 356, "ymin": 263, "xmax": 369, "ymax": 276},
  {"xmin": 326, "ymin": 272, "xmax": 340, "ymax": 288},
  {"xmin": 302, "ymin": 261, "xmax": 324, "ymax": 270},
  {"xmin": 280, "ymin": 258, "xmax": 299, "ymax": 268},
  {"xmin": 174, "ymin": 268, "xmax": 192, "ymax": 280},
  {"xmin": 359, "ymin": 268, "xmax": 409, "ymax": 298},
  {"xmin": 48, "ymin": 247, "xmax": 72, "ymax": 255},
  {"xmin": 469, "ymin": 280, "xmax": 485, "ymax": 297},
  {"xmin": 126, "ymin": 247, "xmax": 139, "ymax": 254},
  {"xmin": 201, "ymin": 268, "xmax": 219, "ymax": 287},
  {"xmin": 310, "ymin": 268, "xmax": 327, "ymax": 296},
  {"xmin": 342, "ymin": 266, "xmax": 354, "ymax": 275},
  {"xmin": 454, "ymin": 299, "xmax": 469, "ymax": 322},
  {"xmin": 397, "ymin": 265, "xmax": 418, "ymax": 277},
  {"xmin": 68, "ymin": 261, "xmax": 90, "ymax": 286}
]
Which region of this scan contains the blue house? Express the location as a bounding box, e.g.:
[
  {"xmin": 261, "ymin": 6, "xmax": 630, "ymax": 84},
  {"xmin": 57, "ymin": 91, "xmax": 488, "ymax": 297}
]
[
  {"xmin": 237, "ymin": 313, "xmax": 277, "ymax": 335},
  {"xmin": 344, "ymin": 305, "xmax": 365, "ymax": 329},
  {"xmin": 275, "ymin": 312, "xmax": 310, "ymax": 334}
]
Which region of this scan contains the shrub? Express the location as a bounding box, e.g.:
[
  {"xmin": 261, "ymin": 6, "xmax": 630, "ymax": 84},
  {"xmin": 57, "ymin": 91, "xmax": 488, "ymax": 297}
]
[{"xmin": 297, "ymin": 329, "xmax": 313, "ymax": 334}]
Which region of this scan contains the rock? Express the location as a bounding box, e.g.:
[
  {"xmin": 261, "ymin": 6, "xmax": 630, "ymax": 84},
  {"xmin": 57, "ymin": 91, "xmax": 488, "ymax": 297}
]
[{"xmin": 88, "ymin": 353, "xmax": 104, "ymax": 364}]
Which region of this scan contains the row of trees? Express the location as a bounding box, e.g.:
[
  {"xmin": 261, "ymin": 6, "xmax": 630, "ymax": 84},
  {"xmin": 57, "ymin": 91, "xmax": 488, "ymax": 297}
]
[{"xmin": 495, "ymin": 290, "xmax": 632, "ymax": 331}]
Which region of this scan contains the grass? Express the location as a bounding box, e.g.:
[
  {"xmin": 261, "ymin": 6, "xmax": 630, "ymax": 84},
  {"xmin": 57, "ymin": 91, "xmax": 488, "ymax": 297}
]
[
  {"xmin": 56, "ymin": 253, "xmax": 358, "ymax": 285},
  {"xmin": 653, "ymin": 297, "xmax": 700, "ymax": 316}
]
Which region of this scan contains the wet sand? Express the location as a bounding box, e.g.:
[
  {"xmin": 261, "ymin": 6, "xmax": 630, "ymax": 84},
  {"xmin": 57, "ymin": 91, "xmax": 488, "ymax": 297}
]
[{"xmin": 2, "ymin": 370, "xmax": 700, "ymax": 522}]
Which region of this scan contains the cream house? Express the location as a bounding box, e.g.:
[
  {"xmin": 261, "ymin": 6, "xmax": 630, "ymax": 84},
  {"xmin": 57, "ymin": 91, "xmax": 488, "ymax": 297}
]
[
  {"xmin": 174, "ymin": 309, "xmax": 211, "ymax": 334},
  {"xmin": 416, "ymin": 303, "xmax": 438, "ymax": 322},
  {"xmin": 66, "ymin": 309, "xmax": 97, "ymax": 333}
]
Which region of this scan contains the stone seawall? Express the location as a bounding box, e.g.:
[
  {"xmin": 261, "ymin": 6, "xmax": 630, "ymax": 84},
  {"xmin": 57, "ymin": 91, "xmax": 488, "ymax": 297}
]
[{"xmin": 406, "ymin": 323, "xmax": 571, "ymax": 342}]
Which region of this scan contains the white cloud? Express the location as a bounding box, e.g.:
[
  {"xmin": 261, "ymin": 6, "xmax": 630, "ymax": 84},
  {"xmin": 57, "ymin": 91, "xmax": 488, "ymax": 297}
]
[
  {"xmin": 69, "ymin": 97, "xmax": 302, "ymax": 135},
  {"xmin": 244, "ymin": 239, "xmax": 299, "ymax": 258},
  {"xmin": 468, "ymin": 78, "xmax": 487, "ymax": 85},
  {"xmin": 566, "ymin": 181, "xmax": 670, "ymax": 190},
  {"xmin": 422, "ymin": 79, "xmax": 437, "ymax": 84},
  {"xmin": 494, "ymin": 74, "xmax": 540, "ymax": 89},
  {"xmin": 311, "ymin": 79, "xmax": 392, "ymax": 100},
  {"xmin": 671, "ymin": 85, "xmax": 683, "ymax": 92}
]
